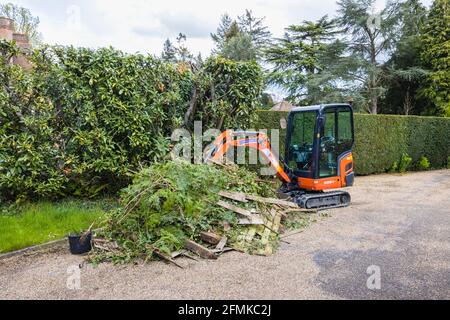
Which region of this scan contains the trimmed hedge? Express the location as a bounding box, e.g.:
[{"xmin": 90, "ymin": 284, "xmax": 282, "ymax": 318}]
[
  {"xmin": 0, "ymin": 42, "xmax": 263, "ymax": 201},
  {"xmin": 255, "ymin": 110, "xmax": 450, "ymax": 175}
]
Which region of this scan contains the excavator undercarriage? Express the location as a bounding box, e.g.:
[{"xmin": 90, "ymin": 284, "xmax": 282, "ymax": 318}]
[{"xmin": 278, "ymin": 187, "xmax": 352, "ymax": 210}]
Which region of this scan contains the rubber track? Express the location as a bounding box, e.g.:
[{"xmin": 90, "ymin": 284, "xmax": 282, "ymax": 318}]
[{"xmin": 294, "ymin": 190, "xmax": 351, "ymax": 211}]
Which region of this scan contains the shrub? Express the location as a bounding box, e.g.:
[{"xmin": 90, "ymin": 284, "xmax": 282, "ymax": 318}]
[
  {"xmin": 0, "ymin": 42, "xmax": 68, "ymax": 200},
  {"xmin": 448, "ymin": 156, "xmax": 450, "ymax": 169},
  {"xmin": 255, "ymin": 111, "xmax": 450, "ymax": 175},
  {"xmin": 398, "ymin": 153, "xmax": 412, "ymax": 173},
  {"xmin": 193, "ymin": 56, "xmax": 263, "ymax": 130},
  {"xmin": 0, "ymin": 41, "xmax": 264, "ymax": 201},
  {"xmin": 417, "ymin": 156, "xmax": 431, "ymax": 170}
]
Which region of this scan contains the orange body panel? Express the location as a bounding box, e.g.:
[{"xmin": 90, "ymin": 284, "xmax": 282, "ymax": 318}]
[{"xmin": 297, "ymin": 153, "xmax": 354, "ymax": 191}]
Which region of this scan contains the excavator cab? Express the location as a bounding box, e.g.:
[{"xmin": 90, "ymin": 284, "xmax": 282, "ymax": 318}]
[{"xmin": 285, "ymin": 104, "xmax": 355, "ymax": 191}]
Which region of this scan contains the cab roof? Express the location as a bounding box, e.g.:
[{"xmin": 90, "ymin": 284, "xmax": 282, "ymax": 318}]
[{"xmin": 290, "ymin": 103, "xmax": 351, "ymax": 113}]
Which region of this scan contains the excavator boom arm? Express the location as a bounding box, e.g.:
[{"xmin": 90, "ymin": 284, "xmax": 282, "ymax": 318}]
[{"xmin": 204, "ymin": 130, "xmax": 291, "ymax": 183}]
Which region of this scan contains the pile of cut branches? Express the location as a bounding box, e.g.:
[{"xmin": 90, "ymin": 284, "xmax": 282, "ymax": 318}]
[{"xmin": 90, "ymin": 160, "xmax": 316, "ymax": 265}]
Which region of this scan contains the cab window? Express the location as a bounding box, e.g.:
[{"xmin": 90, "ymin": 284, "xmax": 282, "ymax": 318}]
[
  {"xmin": 319, "ymin": 107, "xmax": 353, "ymax": 178},
  {"xmin": 287, "ymin": 111, "xmax": 317, "ymax": 173}
]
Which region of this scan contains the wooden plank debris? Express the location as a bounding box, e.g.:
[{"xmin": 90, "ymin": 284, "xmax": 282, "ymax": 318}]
[
  {"xmin": 219, "ymin": 191, "xmax": 248, "ymax": 203},
  {"xmin": 93, "ymin": 239, "xmax": 119, "ymax": 252},
  {"xmin": 272, "ymin": 213, "xmax": 282, "ymax": 233},
  {"xmin": 217, "ymin": 200, "xmax": 252, "ymax": 218},
  {"xmin": 203, "ymin": 189, "xmax": 319, "ymax": 259},
  {"xmin": 200, "ymin": 231, "xmax": 222, "ymax": 245},
  {"xmin": 258, "ymin": 212, "xmax": 282, "ymax": 256},
  {"xmin": 215, "ymin": 236, "xmax": 228, "ymax": 251},
  {"xmin": 219, "ymin": 190, "xmax": 311, "ymax": 210},
  {"xmin": 184, "ymin": 240, "xmax": 217, "ymax": 260},
  {"xmin": 171, "ymin": 250, "xmax": 187, "ymax": 259},
  {"xmin": 260, "ymin": 218, "xmax": 274, "ymax": 247},
  {"xmin": 238, "ymin": 215, "xmax": 265, "ymax": 225},
  {"xmin": 180, "ymin": 251, "xmax": 199, "ymax": 261},
  {"xmin": 244, "ymin": 194, "xmax": 299, "ymax": 208},
  {"xmin": 245, "ymin": 227, "xmax": 257, "ymax": 243},
  {"xmin": 212, "ymin": 247, "xmax": 234, "ymax": 254},
  {"xmin": 153, "ymin": 249, "xmax": 184, "ymax": 268},
  {"xmin": 234, "ymin": 226, "xmax": 257, "ymax": 251}
]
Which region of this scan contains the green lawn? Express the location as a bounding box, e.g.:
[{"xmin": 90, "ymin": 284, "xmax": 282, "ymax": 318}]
[{"xmin": 0, "ymin": 199, "xmax": 113, "ymax": 254}]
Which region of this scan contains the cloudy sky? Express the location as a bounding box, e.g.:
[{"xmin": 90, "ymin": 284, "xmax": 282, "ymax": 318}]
[{"xmin": 9, "ymin": 0, "xmax": 432, "ymax": 57}]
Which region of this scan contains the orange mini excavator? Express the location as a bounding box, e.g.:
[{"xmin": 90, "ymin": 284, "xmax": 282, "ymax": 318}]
[{"xmin": 205, "ymin": 104, "xmax": 355, "ymax": 210}]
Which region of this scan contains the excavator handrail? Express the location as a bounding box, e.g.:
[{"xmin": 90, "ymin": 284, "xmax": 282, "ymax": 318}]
[{"xmin": 204, "ymin": 130, "xmax": 292, "ymax": 183}]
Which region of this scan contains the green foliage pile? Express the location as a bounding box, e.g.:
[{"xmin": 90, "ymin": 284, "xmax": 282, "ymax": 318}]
[
  {"xmin": 92, "ymin": 161, "xmax": 274, "ymax": 263},
  {"xmin": 255, "ymin": 111, "xmax": 450, "ymax": 175},
  {"xmin": 0, "ymin": 41, "xmax": 263, "ymax": 201}
]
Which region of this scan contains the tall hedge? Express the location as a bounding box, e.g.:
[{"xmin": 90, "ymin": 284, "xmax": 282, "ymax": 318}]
[
  {"xmin": 255, "ymin": 110, "xmax": 450, "ymax": 175},
  {"xmin": 0, "ymin": 42, "xmax": 263, "ymax": 200}
]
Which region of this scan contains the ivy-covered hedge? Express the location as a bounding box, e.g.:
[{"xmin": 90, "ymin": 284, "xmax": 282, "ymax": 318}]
[
  {"xmin": 0, "ymin": 41, "xmax": 263, "ymax": 201},
  {"xmin": 255, "ymin": 110, "xmax": 450, "ymax": 175}
]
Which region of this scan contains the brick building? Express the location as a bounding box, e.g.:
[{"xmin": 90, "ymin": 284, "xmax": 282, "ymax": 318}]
[{"xmin": 0, "ymin": 16, "xmax": 32, "ymax": 69}]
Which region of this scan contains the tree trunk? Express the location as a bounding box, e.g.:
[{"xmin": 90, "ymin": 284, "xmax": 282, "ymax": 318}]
[
  {"xmin": 216, "ymin": 115, "xmax": 226, "ymax": 131},
  {"xmin": 368, "ymin": 29, "xmax": 378, "ymax": 114},
  {"xmin": 403, "ymin": 88, "xmax": 412, "ymax": 115},
  {"xmin": 184, "ymin": 86, "xmax": 198, "ymax": 127},
  {"xmin": 370, "ymin": 96, "xmax": 378, "ymax": 114}
]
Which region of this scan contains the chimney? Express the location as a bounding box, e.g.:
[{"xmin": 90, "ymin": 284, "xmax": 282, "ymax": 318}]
[
  {"xmin": 0, "ymin": 16, "xmax": 15, "ymax": 41},
  {"xmin": 12, "ymin": 33, "xmax": 32, "ymax": 70},
  {"xmin": 0, "ymin": 17, "xmax": 32, "ymax": 70}
]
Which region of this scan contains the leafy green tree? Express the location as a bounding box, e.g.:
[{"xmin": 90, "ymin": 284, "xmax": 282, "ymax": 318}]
[
  {"xmin": 260, "ymin": 92, "xmax": 275, "ymax": 109},
  {"xmin": 211, "ymin": 13, "xmax": 233, "ymax": 53},
  {"xmin": 0, "ymin": 3, "xmax": 42, "ymax": 45},
  {"xmin": 420, "ymin": 0, "xmax": 450, "ymax": 116},
  {"xmin": 265, "ymin": 16, "xmax": 347, "ymax": 104},
  {"xmin": 337, "ymin": 0, "xmax": 402, "ymax": 114},
  {"xmin": 160, "ymin": 33, "xmax": 193, "ymax": 63},
  {"xmin": 183, "ymin": 56, "xmax": 264, "ymax": 130},
  {"xmin": 380, "ymin": 0, "xmax": 430, "ymax": 115},
  {"xmin": 221, "ymin": 32, "xmax": 256, "ymax": 61},
  {"xmin": 238, "ymin": 9, "xmax": 271, "ymax": 53},
  {"xmin": 211, "ymin": 10, "xmax": 271, "ymax": 61},
  {"xmin": 175, "ymin": 33, "xmax": 193, "ymax": 63},
  {"xmin": 161, "ymin": 39, "xmax": 177, "ymax": 63}
]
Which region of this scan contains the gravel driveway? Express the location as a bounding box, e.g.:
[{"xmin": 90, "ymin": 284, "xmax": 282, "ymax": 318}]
[{"xmin": 1, "ymin": 169, "xmax": 449, "ymax": 300}]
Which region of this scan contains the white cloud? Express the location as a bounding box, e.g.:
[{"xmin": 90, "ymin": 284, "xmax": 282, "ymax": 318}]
[{"xmin": 7, "ymin": 0, "xmax": 435, "ymax": 57}]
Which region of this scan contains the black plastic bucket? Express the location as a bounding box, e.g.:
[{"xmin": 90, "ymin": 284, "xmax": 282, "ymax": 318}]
[{"xmin": 68, "ymin": 232, "xmax": 92, "ymax": 255}]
